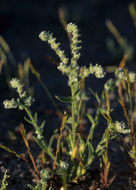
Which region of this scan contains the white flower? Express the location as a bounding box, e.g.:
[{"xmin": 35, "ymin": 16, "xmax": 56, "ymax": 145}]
[
  {"xmin": 83, "ymin": 66, "xmax": 90, "ymax": 78},
  {"xmin": 39, "ymin": 31, "xmax": 50, "ymax": 41},
  {"xmin": 3, "ymin": 98, "xmax": 17, "ymax": 109},
  {"xmin": 24, "ymin": 96, "xmax": 34, "ymax": 107},
  {"xmin": 94, "ymin": 64, "xmax": 105, "ymax": 78},
  {"xmin": 115, "ymin": 69, "xmax": 125, "ymax": 80},
  {"xmin": 104, "ymin": 79, "xmax": 115, "ymax": 93},
  {"xmin": 39, "ymin": 30, "xmax": 69, "ymax": 65},
  {"xmin": 59, "ymin": 161, "xmax": 69, "ymax": 170},
  {"xmin": 10, "ymin": 78, "xmax": 21, "ymax": 89},
  {"xmin": 89, "ymin": 64, "xmax": 95, "ymax": 74},
  {"xmin": 10, "ymin": 78, "xmax": 26, "ymax": 98},
  {"xmin": 115, "ymin": 69, "xmax": 136, "ymax": 83},
  {"xmin": 67, "ymin": 23, "xmax": 81, "ymax": 65},
  {"xmin": 3, "ymin": 78, "xmax": 34, "ymax": 110},
  {"xmin": 115, "ymin": 121, "xmax": 130, "ymax": 134},
  {"xmin": 129, "ymin": 72, "xmax": 136, "ymax": 83}
]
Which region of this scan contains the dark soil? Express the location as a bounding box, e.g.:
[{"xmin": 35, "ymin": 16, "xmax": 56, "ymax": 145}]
[{"xmin": 0, "ymin": 0, "xmax": 136, "ymax": 189}]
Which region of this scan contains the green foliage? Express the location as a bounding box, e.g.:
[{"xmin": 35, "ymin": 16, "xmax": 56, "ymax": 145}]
[
  {"xmin": 104, "ymin": 60, "xmax": 136, "ymax": 168},
  {"xmin": 28, "ymin": 169, "xmax": 51, "ymax": 190},
  {"xmin": 2, "ymin": 21, "xmax": 135, "ymax": 190},
  {"xmin": 0, "ymin": 170, "xmax": 9, "ymax": 190}
]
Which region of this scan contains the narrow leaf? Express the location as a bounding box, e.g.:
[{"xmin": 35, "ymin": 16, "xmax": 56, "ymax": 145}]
[
  {"xmin": 0, "ymin": 144, "xmax": 26, "ymax": 161},
  {"xmin": 24, "ymin": 117, "xmax": 33, "ymax": 125},
  {"xmin": 55, "ymin": 95, "xmax": 73, "ymax": 103},
  {"xmin": 34, "ymin": 113, "xmax": 38, "ymax": 123}
]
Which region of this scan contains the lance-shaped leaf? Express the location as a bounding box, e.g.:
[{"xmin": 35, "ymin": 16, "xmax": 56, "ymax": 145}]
[{"xmin": 55, "ymin": 95, "xmax": 73, "ymax": 103}]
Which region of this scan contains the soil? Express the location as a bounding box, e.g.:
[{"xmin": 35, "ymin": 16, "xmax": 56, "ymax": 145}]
[{"xmin": 0, "ymin": 0, "xmax": 136, "ymax": 189}]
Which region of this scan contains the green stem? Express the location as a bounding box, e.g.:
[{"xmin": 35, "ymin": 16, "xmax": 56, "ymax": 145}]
[
  {"xmin": 71, "ymin": 85, "xmax": 75, "ymax": 148},
  {"xmin": 128, "ymin": 83, "xmax": 133, "ymax": 123},
  {"xmin": 23, "ymin": 106, "xmax": 38, "ymax": 131},
  {"xmin": 24, "ymin": 106, "xmax": 55, "ymax": 160}
]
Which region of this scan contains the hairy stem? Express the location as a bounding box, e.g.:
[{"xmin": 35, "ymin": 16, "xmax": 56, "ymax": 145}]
[
  {"xmin": 23, "ymin": 106, "xmax": 38, "ymax": 131},
  {"xmin": 71, "ymin": 85, "xmax": 76, "ymax": 148}
]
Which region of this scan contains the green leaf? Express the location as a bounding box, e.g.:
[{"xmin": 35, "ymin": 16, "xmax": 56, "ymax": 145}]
[
  {"xmin": 24, "ymin": 117, "xmax": 33, "ymax": 125},
  {"xmin": 39, "ymin": 121, "xmax": 45, "ymax": 130},
  {"xmin": 55, "ymin": 95, "xmax": 73, "ymax": 103},
  {"xmin": 87, "ymin": 141, "xmax": 94, "ymax": 155},
  {"xmin": 27, "ymin": 184, "xmax": 35, "ymax": 190},
  {"xmin": 86, "ymin": 141, "xmax": 95, "ymax": 166},
  {"xmin": 74, "ymin": 82, "xmax": 80, "ymax": 97},
  {"xmin": 88, "ymin": 88, "xmax": 100, "ymax": 103},
  {"xmin": 34, "ymin": 113, "xmax": 38, "ymax": 123},
  {"xmin": 41, "ymin": 182, "xmax": 47, "ymax": 190},
  {"xmin": 34, "ymin": 137, "xmax": 48, "ymax": 152},
  {"xmin": 87, "ymin": 112, "xmax": 95, "ymax": 125},
  {"xmin": 48, "ymin": 133, "xmax": 57, "ymax": 149},
  {"xmin": 87, "ymin": 112, "xmax": 96, "ymax": 141}
]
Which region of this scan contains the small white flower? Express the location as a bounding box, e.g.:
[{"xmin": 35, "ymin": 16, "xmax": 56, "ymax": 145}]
[
  {"xmin": 39, "ymin": 30, "xmax": 69, "ymax": 65},
  {"xmin": 24, "ymin": 96, "xmax": 34, "ymax": 107},
  {"xmin": 115, "ymin": 69, "xmax": 125, "ymax": 80},
  {"xmin": 39, "ymin": 31, "xmax": 50, "ymax": 41},
  {"xmin": 67, "ymin": 23, "xmax": 81, "ymax": 65},
  {"xmin": 89, "ymin": 64, "xmax": 95, "ymax": 74},
  {"xmin": 94, "ymin": 64, "xmax": 105, "ymax": 78},
  {"xmin": 3, "ymin": 98, "xmax": 17, "ymax": 109},
  {"xmin": 83, "ymin": 66, "xmax": 90, "ymax": 78},
  {"xmin": 59, "ymin": 161, "xmax": 69, "ymax": 170},
  {"xmin": 115, "ymin": 121, "xmax": 130, "ymax": 134},
  {"xmin": 104, "ymin": 79, "xmax": 115, "ymax": 93},
  {"xmin": 115, "ymin": 69, "xmax": 136, "ymax": 83},
  {"xmin": 10, "ymin": 78, "xmax": 21, "ymax": 88},
  {"xmin": 129, "ymin": 72, "xmax": 136, "ymax": 83},
  {"xmin": 3, "ymin": 78, "xmax": 34, "ymax": 110}
]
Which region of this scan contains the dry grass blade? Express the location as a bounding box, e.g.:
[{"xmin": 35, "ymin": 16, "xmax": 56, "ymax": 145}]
[
  {"xmin": 0, "ymin": 143, "xmax": 26, "ymax": 161},
  {"xmin": 133, "ymin": 82, "xmax": 136, "ymax": 121},
  {"xmin": 46, "ymin": 56, "xmax": 59, "ymax": 66},
  {"xmin": 118, "ymin": 82, "xmax": 130, "ymax": 124},
  {"xmin": 27, "ymin": 58, "xmax": 40, "ymax": 80},
  {"xmin": 119, "ymin": 54, "xmax": 128, "ymax": 69},
  {"xmin": 53, "ymin": 111, "xmax": 67, "ymax": 171},
  {"xmin": 105, "ymin": 91, "xmax": 112, "ymax": 123},
  {"xmin": 19, "ymin": 123, "xmax": 40, "ymax": 177},
  {"xmin": 0, "ymin": 36, "xmax": 16, "ymax": 66},
  {"xmin": 105, "ymin": 20, "xmax": 124, "ymax": 45},
  {"xmin": 59, "ymin": 5, "xmax": 71, "ymax": 40},
  {"xmin": 129, "ymin": 2, "xmax": 136, "ymax": 27},
  {"xmin": 123, "ymin": 68, "xmax": 135, "ymax": 147},
  {"xmin": 0, "ymin": 58, "xmax": 4, "ymax": 74}
]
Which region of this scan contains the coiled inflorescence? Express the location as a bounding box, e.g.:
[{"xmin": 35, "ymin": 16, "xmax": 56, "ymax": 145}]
[
  {"xmin": 3, "ymin": 78, "xmax": 33, "ymax": 110},
  {"xmin": 67, "ymin": 23, "xmax": 81, "ymax": 65},
  {"xmin": 39, "ymin": 31, "xmax": 68, "ymax": 65},
  {"xmin": 39, "ymin": 23, "xmax": 105, "ymax": 86}
]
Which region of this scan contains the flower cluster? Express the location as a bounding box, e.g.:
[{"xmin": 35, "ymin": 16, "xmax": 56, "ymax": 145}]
[
  {"xmin": 59, "ymin": 160, "xmax": 69, "ymax": 170},
  {"xmin": 94, "ymin": 64, "xmax": 105, "ymax": 78},
  {"xmin": 115, "ymin": 69, "xmax": 136, "ymax": 83},
  {"xmin": 108, "ymin": 121, "xmax": 130, "ymax": 134},
  {"xmin": 4, "ymin": 98, "xmax": 17, "ymax": 109},
  {"xmin": 104, "ymin": 78, "xmax": 115, "ymax": 93},
  {"xmin": 39, "ymin": 23, "xmax": 105, "ymax": 86},
  {"xmin": 129, "ymin": 148, "xmax": 136, "ymax": 167},
  {"xmin": 67, "ymin": 23, "xmax": 81, "ymax": 65},
  {"xmin": 81, "ymin": 64, "xmax": 105, "ymax": 79},
  {"xmin": 115, "ymin": 121, "xmax": 130, "ymax": 134},
  {"xmin": 3, "ymin": 78, "xmax": 33, "ymax": 110},
  {"xmin": 39, "ymin": 31, "xmax": 68, "ymax": 65}
]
